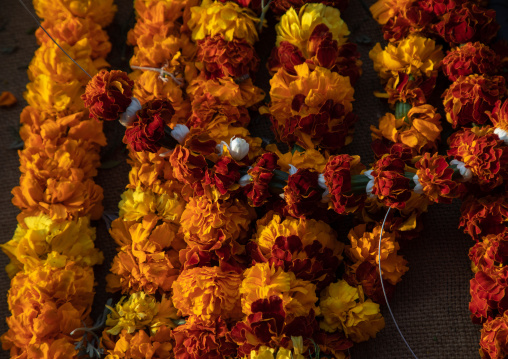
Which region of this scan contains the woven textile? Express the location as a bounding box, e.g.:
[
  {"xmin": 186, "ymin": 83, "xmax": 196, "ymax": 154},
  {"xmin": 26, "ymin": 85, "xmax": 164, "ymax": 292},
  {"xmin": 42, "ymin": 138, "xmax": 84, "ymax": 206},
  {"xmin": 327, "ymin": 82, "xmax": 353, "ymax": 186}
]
[{"xmin": 0, "ymin": 0, "xmax": 481, "ymax": 358}]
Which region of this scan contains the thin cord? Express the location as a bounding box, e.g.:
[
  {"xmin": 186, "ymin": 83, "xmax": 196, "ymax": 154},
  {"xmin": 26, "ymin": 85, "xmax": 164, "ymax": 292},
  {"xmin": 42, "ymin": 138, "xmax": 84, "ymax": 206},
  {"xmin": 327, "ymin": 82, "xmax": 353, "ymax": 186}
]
[
  {"xmin": 16, "ymin": 0, "xmax": 92, "ymax": 79},
  {"xmin": 379, "ymin": 207, "xmax": 419, "ymax": 359}
]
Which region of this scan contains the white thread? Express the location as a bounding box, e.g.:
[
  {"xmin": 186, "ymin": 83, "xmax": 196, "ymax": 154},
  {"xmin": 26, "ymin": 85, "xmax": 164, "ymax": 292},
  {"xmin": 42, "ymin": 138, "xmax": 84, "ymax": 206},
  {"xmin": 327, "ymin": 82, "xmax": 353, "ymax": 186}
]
[
  {"xmin": 170, "ymin": 124, "xmax": 189, "ymax": 144},
  {"xmin": 413, "ymin": 174, "xmax": 423, "ymax": 194},
  {"xmin": 119, "ymin": 98, "xmax": 141, "ymax": 126},
  {"xmin": 364, "ymin": 170, "xmax": 376, "ymax": 198},
  {"xmin": 450, "ymin": 160, "xmax": 473, "ymax": 182},
  {"xmin": 494, "ymin": 127, "xmax": 508, "ymax": 145}
]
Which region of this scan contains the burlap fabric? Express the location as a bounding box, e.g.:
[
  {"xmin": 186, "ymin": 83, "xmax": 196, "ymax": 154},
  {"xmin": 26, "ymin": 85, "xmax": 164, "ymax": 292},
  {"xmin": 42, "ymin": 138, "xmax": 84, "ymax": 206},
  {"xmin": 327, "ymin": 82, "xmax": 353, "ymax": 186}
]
[{"xmin": 0, "ymin": 0, "xmax": 482, "ymax": 358}]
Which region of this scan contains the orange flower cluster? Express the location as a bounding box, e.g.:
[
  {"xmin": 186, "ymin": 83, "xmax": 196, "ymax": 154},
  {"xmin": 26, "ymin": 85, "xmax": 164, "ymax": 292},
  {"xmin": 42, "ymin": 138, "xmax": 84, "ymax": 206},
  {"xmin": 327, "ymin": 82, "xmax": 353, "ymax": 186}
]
[
  {"xmin": 263, "ymin": 4, "xmax": 360, "ymax": 152},
  {"xmin": 1, "ymin": 0, "xmax": 115, "ymax": 357}
]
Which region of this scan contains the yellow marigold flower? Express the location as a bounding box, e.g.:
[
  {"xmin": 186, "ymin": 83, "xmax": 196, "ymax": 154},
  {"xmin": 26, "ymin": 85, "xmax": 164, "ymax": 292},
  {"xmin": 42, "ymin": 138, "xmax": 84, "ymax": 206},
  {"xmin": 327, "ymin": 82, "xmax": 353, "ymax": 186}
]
[
  {"xmin": 128, "ymin": 0, "xmax": 188, "ymax": 44},
  {"xmin": 172, "ymin": 266, "xmax": 243, "ymax": 320},
  {"xmin": 276, "ymin": 4, "xmax": 349, "ymax": 54},
  {"xmin": 370, "ymin": 0, "xmax": 413, "ymax": 25},
  {"xmin": 12, "ymin": 171, "xmax": 104, "ymax": 221},
  {"xmin": 25, "ymin": 74, "xmax": 83, "ymax": 115},
  {"xmin": 266, "ymin": 144, "xmax": 329, "ymax": 173},
  {"xmin": 28, "ymin": 39, "xmax": 100, "ymax": 85},
  {"xmin": 369, "ymin": 35, "xmax": 443, "ymax": 82},
  {"xmin": 252, "ymin": 211, "xmax": 343, "ymax": 260},
  {"xmin": 106, "ymin": 215, "xmax": 185, "ymax": 294},
  {"xmin": 188, "ymin": 73, "xmax": 265, "ymax": 108},
  {"xmin": 33, "ymin": 0, "xmax": 117, "ymax": 27},
  {"xmin": 36, "ymin": 17, "xmax": 112, "ymax": 59},
  {"xmin": 240, "ymin": 262, "xmax": 319, "ymax": 318},
  {"xmin": 180, "ymin": 196, "xmax": 255, "ymax": 249},
  {"xmin": 268, "ymin": 63, "xmax": 354, "ymax": 125},
  {"xmin": 20, "ymin": 107, "xmax": 106, "ymax": 150},
  {"xmin": 371, "ymin": 104, "xmax": 442, "ymax": 152},
  {"xmin": 1, "ymin": 214, "xmax": 103, "ymax": 278},
  {"xmin": 319, "ymin": 280, "xmax": 385, "ymax": 342},
  {"xmin": 247, "ymin": 345, "xmax": 306, "ymax": 359},
  {"xmin": 346, "ymin": 224, "xmax": 408, "ymax": 285},
  {"xmin": 188, "ymin": 0, "xmax": 260, "ymax": 45},
  {"xmin": 130, "ymin": 33, "xmax": 195, "ymax": 69},
  {"xmin": 118, "ymin": 187, "xmax": 185, "ymax": 223},
  {"xmin": 131, "ymin": 70, "xmax": 192, "ymax": 124}
]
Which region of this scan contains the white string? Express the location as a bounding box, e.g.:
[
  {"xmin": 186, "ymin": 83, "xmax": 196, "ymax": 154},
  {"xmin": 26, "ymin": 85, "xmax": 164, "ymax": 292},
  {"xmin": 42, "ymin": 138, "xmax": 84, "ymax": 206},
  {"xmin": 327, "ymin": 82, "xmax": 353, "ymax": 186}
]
[
  {"xmin": 379, "ymin": 207, "xmax": 419, "ymax": 359},
  {"xmin": 17, "ymin": 0, "xmax": 93, "ymax": 79}
]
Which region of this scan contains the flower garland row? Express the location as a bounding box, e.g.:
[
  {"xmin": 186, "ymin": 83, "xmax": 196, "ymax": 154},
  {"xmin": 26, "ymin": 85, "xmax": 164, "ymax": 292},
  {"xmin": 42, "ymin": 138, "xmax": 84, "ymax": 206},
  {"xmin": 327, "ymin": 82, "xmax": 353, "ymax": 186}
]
[
  {"xmin": 0, "ymin": 0, "xmax": 117, "ymax": 357},
  {"xmin": 369, "ymin": 0, "xmax": 508, "ymax": 357}
]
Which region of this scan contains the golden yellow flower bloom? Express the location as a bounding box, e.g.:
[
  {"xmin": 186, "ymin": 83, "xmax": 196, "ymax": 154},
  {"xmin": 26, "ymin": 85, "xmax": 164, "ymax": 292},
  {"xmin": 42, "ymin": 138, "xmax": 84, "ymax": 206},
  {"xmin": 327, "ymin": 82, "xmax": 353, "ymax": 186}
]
[
  {"xmin": 29, "ymin": 39, "xmax": 99, "ymax": 85},
  {"xmin": 247, "ymin": 345, "xmax": 306, "ymax": 359},
  {"xmin": 25, "ymin": 74, "xmax": 84, "ymax": 115},
  {"xmin": 188, "ymin": 0, "xmax": 260, "ymax": 45},
  {"xmin": 118, "ymin": 187, "xmax": 185, "ymax": 223},
  {"xmin": 346, "ymin": 224, "xmax": 408, "ymax": 285},
  {"xmin": 319, "ymin": 280, "xmax": 385, "ymax": 342},
  {"xmin": 268, "ymin": 63, "xmax": 354, "ymax": 124},
  {"xmin": 240, "ymin": 262, "xmax": 319, "ymax": 318},
  {"xmin": 130, "ymin": 33, "xmax": 195, "ymax": 69},
  {"xmin": 370, "ymin": 0, "xmax": 413, "ymax": 24},
  {"xmin": 252, "ymin": 211, "xmax": 343, "ymax": 260},
  {"xmin": 3, "ymin": 337, "xmax": 78, "ymax": 359},
  {"xmin": 131, "ymin": 69, "xmax": 192, "ymax": 124},
  {"xmin": 266, "ymin": 144, "xmax": 329, "ymax": 173},
  {"xmin": 1, "ymin": 214, "xmax": 103, "ymax": 278},
  {"xmin": 180, "ymin": 196, "xmax": 255, "ymax": 250},
  {"xmin": 36, "ymin": 17, "xmax": 112, "ymax": 59},
  {"xmin": 188, "ymin": 73, "xmax": 265, "ymax": 108},
  {"xmin": 106, "ymin": 292, "xmax": 178, "ymax": 336},
  {"xmin": 172, "ymin": 266, "xmax": 243, "ymax": 320},
  {"xmin": 369, "ymin": 35, "xmax": 443, "ymax": 82},
  {"xmin": 33, "ymin": 0, "xmax": 117, "ymax": 27},
  {"xmin": 276, "ymin": 4, "xmax": 349, "ymax": 55},
  {"xmin": 371, "ymin": 104, "xmax": 442, "ymax": 152},
  {"xmin": 107, "ymin": 215, "xmax": 185, "ymax": 294}
]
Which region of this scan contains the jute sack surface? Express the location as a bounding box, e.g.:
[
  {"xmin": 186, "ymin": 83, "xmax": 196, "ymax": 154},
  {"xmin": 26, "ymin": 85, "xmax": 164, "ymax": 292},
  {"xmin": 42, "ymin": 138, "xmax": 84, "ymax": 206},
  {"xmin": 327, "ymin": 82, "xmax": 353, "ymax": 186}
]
[{"xmin": 0, "ymin": 0, "xmax": 481, "ymax": 358}]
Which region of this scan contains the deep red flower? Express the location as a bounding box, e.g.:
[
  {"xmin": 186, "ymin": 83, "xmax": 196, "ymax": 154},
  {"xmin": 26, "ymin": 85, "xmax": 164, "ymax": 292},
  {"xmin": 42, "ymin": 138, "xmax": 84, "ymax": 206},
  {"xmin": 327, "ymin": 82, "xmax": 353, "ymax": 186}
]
[
  {"xmin": 206, "ymin": 156, "xmax": 242, "ymax": 195},
  {"xmin": 308, "ymin": 24, "xmax": 339, "ymax": 69},
  {"xmin": 82, "ymin": 69, "xmax": 134, "ymax": 121},
  {"xmin": 345, "ymin": 261, "xmax": 395, "ymax": 305},
  {"xmin": 434, "ymin": 3, "xmax": 499, "ymax": 45},
  {"xmin": 443, "ymin": 75, "xmax": 506, "ymax": 128},
  {"xmin": 442, "ymin": 42, "xmax": 500, "ymax": 82},
  {"xmin": 268, "ymin": 41, "xmax": 306, "ymax": 75},
  {"xmin": 382, "ymin": 5, "xmax": 434, "ymax": 42},
  {"xmin": 371, "ymin": 155, "xmax": 411, "ymax": 209},
  {"xmin": 460, "ymin": 195, "xmax": 508, "ymax": 241},
  {"xmin": 470, "ymin": 268, "xmax": 508, "ymax": 324},
  {"xmin": 470, "ymin": 230, "xmax": 508, "ymax": 273},
  {"xmin": 196, "ymin": 35, "xmax": 260, "ymax": 80},
  {"xmin": 418, "ymin": 0, "xmax": 467, "ymax": 16},
  {"xmin": 124, "ymin": 100, "xmax": 174, "ymax": 152},
  {"xmin": 283, "ymin": 168, "xmax": 322, "ymax": 218},
  {"xmin": 244, "ymin": 152, "xmax": 280, "ymax": 207},
  {"xmin": 479, "ymin": 313, "xmax": 508, "ymax": 359}
]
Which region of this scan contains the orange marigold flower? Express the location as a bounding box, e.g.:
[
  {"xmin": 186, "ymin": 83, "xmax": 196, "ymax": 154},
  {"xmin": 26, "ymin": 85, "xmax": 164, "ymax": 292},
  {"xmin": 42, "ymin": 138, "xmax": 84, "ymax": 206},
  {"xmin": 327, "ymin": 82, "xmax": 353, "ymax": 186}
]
[
  {"xmin": 319, "ymin": 280, "xmax": 385, "ymax": 342},
  {"xmin": 415, "ymin": 153, "xmax": 464, "ymax": 203},
  {"xmin": 82, "ymin": 69, "xmax": 134, "ymax": 121},
  {"xmin": 448, "ymin": 127, "xmax": 508, "ymax": 190},
  {"xmin": 12, "ymin": 170, "xmax": 104, "ymax": 221},
  {"xmin": 188, "ymin": 73, "xmax": 265, "ymax": 108},
  {"xmin": 470, "ymin": 230, "xmax": 508, "ymax": 274},
  {"xmin": 172, "ymin": 317, "xmax": 238, "ymax": 358},
  {"xmin": 188, "ymin": 0, "xmax": 260, "ymax": 45},
  {"xmin": 180, "ymin": 196, "xmax": 255, "ymax": 251},
  {"xmin": 480, "ymin": 313, "xmax": 508, "ymax": 359},
  {"xmin": 443, "ymin": 74, "xmax": 506, "ymax": 128},
  {"xmin": 470, "ymin": 267, "xmax": 508, "ymax": 324},
  {"xmin": 267, "ymin": 144, "xmax": 329, "ymax": 173},
  {"xmin": 187, "ymin": 92, "xmax": 250, "ymax": 128},
  {"xmin": 4, "ymin": 338, "xmax": 78, "ymax": 359},
  {"xmin": 370, "ymin": 0, "xmax": 413, "ymax": 25},
  {"xmin": 33, "ymin": 0, "xmax": 117, "ymax": 27},
  {"xmin": 172, "ymin": 266, "xmax": 243, "ymax": 321},
  {"xmin": 371, "ymin": 104, "xmax": 442, "ymax": 153},
  {"xmin": 489, "ymin": 99, "xmax": 508, "ymax": 133},
  {"xmin": 346, "ymin": 224, "xmax": 408, "ymax": 285},
  {"xmin": 103, "ymin": 326, "xmax": 173, "ymax": 359},
  {"xmin": 36, "ymin": 17, "xmax": 111, "ymax": 59},
  {"xmin": 106, "ymin": 215, "xmax": 185, "ymax": 294},
  {"xmin": 240, "ymin": 262, "xmax": 319, "ymax": 319},
  {"xmin": 442, "ymin": 42, "xmax": 500, "ymax": 82}
]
